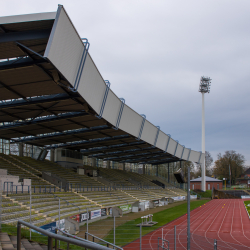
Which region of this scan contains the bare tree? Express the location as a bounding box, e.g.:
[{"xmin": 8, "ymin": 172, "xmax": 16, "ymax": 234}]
[{"xmin": 213, "ymin": 150, "xmax": 245, "ymax": 184}]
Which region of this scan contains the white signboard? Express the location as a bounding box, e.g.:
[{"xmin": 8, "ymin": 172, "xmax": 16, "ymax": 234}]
[
  {"xmin": 190, "ymin": 195, "xmax": 197, "ymax": 200},
  {"xmin": 172, "ymin": 196, "xmax": 186, "ymax": 201},
  {"xmin": 90, "ymin": 209, "xmax": 101, "ymax": 219},
  {"xmin": 241, "ymin": 196, "xmax": 250, "ymax": 199}
]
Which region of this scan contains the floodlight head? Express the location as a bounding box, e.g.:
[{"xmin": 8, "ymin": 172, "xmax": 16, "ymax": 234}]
[{"xmin": 199, "ymin": 76, "xmax": 211, "ymax": 93}]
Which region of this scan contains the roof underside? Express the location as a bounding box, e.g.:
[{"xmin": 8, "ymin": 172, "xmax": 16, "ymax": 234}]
[{"xmin": 0, "ymin": 9, "xmax": 202, "ymax": 165}]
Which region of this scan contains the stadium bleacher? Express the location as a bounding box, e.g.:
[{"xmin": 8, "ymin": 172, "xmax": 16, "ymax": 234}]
[{"xmin": 0, "ymin": 154, "xmax": 187, "ymax": 228}]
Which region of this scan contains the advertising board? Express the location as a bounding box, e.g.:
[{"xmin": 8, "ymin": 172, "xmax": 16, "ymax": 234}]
[
  {"xmin": 108, "ymin": 207, "xmax": 112, "ymax": 215},
  {"xmin": 190, "ymin": 195, "xmax": 197, "ymax": 199},
  {"xmin": 80, "ymin": 212, "xmax": 89, "ymax": 222},
  {"xmin": 101, "ymin": 208, "xmax": 107, "ymax": 216},
  {"xmin": 35, "ymin": 222, "xmax": 56, "ymax": 234},
  {"xmin": 90, "ymin": 209, "xmax": 101, "ymax": 219},
  {"xmin": 70, "ymin": 214, "xmax": 80, "ymax": 222},
  {"xmin": 241, "ymin": 195, "xmax": 250, "ymax": 199},
  {"xmin": 118, "ymin": 204, "xmax": 131, "ymax": 212},
  {"xmin": 172, "ymin": 196, "xmax": 186, "ymax": 201}
]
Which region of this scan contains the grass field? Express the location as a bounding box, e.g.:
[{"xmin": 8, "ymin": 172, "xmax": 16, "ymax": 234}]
[
  {"xmin": 104, "ymin": 199, "xmax": 210, "ymax": 246},
  {"xmin": 244, "ymin": 200, "xmax": 250, "ymax": 216}
]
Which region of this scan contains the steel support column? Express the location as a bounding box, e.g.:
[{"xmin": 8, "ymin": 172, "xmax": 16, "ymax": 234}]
[
  {"xmin": 18, "ymin": 143, "xmax": 23, "ymax": 157},
  {"xmin": 50, "ymin": 149, "xmax": 55, "ymax": 162}
]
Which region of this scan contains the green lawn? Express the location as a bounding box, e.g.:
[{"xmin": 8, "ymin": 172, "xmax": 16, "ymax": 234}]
[
  {"xmin": 244, "ymin": 200, "xmax": 250, "ymax": 216},
  {"xmin": 104, "ymin": 199, "xmax": 210, "ymax": 246}
]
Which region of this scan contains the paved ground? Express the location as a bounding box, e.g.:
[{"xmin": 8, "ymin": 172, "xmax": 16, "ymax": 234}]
[
  {"xmin": 77, "ymin": 201, "xmax": 187, "ymax": 240},
  {"xmin": 124, "ymin": 199, "xmax": 250, "ymax": 250}
]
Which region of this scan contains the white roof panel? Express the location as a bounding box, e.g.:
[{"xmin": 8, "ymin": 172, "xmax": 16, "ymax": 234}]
[{"xmin": 0, "ymin": 12, "xmax": 56, "ymax": 25}]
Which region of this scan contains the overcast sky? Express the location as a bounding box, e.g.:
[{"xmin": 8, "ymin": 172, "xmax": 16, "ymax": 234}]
[{"xmin": 1, "ymin": 0, "xmax": 250, "ymax": 165}]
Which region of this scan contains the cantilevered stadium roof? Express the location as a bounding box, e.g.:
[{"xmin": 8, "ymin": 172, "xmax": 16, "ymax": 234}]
[{"xmin": 0, "ymin": 5, "xmax": 204, "ymax": 165}]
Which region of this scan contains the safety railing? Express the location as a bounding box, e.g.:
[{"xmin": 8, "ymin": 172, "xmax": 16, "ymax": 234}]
[
  {"xmin": 3, "ymin": 183, "xmax": 176, "ymax": 195},
  {"xmin": 17, "ymin": 220, "xmax": 113, "ymax": 250},
  {"xmin": 3, "ymin": 184, "xmax": 58, "ymax": 195},
  {"xmin": 85, "ymin": 232, "xmax": 123, "ymax": 250}
]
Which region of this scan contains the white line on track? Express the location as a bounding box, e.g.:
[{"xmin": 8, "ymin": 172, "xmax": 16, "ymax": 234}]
[
  {"xmin": 160, "ymin": 202, "xmax": 221, "ymax": 249},
  {"xmin": 239, "ymin": 200, "xmax": 250, "ymax": 243},
  {"xmin": 190, "ymin": 200, "xmax": 225, "ymax": 249},
  {"xmin": 230, "ymin": 200, "xmax": 250, "ymax": 248},
  {"xmin": 204, "ymin": 200, "xmax": 232, "ymax": 250},
  {"xmin": 216, "ymin": 200, "xmax": 236, "ymax": 250},
  {"xmin": 176, "ymin": 200, "xmax": 225, "ymax": 250}
]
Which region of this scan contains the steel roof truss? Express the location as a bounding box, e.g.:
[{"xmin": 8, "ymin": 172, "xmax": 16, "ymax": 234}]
[{"xmin": 14, "ymin": 125, "xmax": 110, "ymax": 143}]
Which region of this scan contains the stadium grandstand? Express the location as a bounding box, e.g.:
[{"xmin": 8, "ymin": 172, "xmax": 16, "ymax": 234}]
[{"xmin": 0, "ymin": 5, "xmax": 205, "ymax": 249}]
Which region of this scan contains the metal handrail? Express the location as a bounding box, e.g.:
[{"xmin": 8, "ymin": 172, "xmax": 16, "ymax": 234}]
[
  {"xmin": 56, "ymin": 228, "xmax": 114, "ymax": 249},
  {"xmin": 17, "ymin": 220, "xmax": 111, "ymax": 250},
  {"xmin": 85, "ymin": 232, "xmax": 123, "ymax": 250}
]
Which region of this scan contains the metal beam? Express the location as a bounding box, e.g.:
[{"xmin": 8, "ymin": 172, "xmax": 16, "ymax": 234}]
[
  {"xmin": 0, "ymin": 93, "xmax": 78, "ymax": 110},
  {"xmin": 0, "ymin": 111, "xmax": 88, "ymax": 131},
  {"xmin": 0, "ymin": 57, "xmax": 46, "ymax": 71},
  {"xmin": 80, "ymin": 141, "xmax": 146, "ymax": 155},
  {"xmin": 119, "ymin": 153, "xmax": 170, "ymax": 163},
  {"xmin": 14, "ymin": 125, "xmax": 110, "ymax": 143},
  {"xmin": 142, "ymin": 158, "xmax": 181, "ymax": 165},
  {"xmin": 0, "ymin": 29, "xmax": 51, "ymax": 43},
  {"xmin": 102, "ymin": 151, "xmax": 163, "ymax": 161},
  {"xmin": 47, "ymin": 134, "xmax": 131, "ymax": 149},
  {"xmin": 89, "ymin": 146, "xmax": 155, "ymax": 158}
]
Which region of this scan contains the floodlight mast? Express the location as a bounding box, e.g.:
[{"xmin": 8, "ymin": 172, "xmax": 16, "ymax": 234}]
[{"xmin": 199, "ymin": 76, "xmax": 211, "ymax": 191}]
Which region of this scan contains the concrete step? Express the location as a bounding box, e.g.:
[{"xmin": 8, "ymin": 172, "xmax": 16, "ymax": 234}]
[
  {"xmin": 0, "ymin": 232, "xmax": 15, "ymax": 250},
  {"xmin": 0, "ymin": 233, "xmax": 49, "ymax": 250}
]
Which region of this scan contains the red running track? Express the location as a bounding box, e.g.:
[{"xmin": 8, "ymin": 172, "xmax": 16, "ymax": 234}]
[{"xmin": 124, "ymin": 199, "xmax": 250, "ymax": 250}]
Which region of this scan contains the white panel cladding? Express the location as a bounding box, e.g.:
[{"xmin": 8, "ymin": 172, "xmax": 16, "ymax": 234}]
[
  {"xmin": 102, "ymin": 90, "xmax": 121, "ymax": 126},
  {"xmin": 140, "ymin": 120, "xmax": 157, "ymax": 145},
  {"xmin": 189, "ymin": 150, "xmax": 200, "ymax": 163},
  {"xmin": 167, "ymin": 139, "xmax": 177, "ymax": 155},
  {"xmin": 119, "ymin": 106, "xmax": 141, "ymax": 138},
  {"xmin": 175, "ymin": 145, "xmax": 183, "ymax": 158},
  {"xmin": 78, "ymin": 54, "xmax": 106, "ymax": 113},
  {"xmin": 42, "ymin": 6, "xmax": 203, "ymax": 163},
  {"xmin": 182, "ymin": 148, "xmax": 189, "ymax": 160},
  {"xmin": 45, "ymin": 7, "xmax": 83, "ymax": 84},
  {"xmin": 0, "ymin": 12, "xmax": 56, "ymax": 25},
  {"xmin": 155, "ymin": 131, "xmax": 167, "ymax": 151}
]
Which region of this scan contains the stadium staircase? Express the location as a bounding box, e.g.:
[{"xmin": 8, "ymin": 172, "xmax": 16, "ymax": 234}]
[{"xmin": 0, "ymin": 232, "xmax": 49, "ymax": 250}]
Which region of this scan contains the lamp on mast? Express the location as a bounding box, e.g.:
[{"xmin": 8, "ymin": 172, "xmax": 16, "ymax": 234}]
[{"xmin": 199, "ymin": 76, "xmax": 211, "ymax": 191}]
